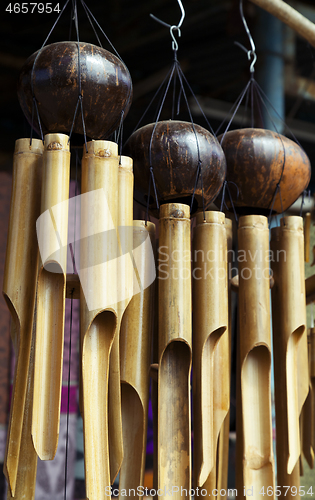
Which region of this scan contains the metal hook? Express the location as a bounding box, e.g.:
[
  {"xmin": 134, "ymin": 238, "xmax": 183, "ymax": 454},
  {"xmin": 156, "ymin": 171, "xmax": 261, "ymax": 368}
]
[
  {"xmin": 150, "ymin": 0, "xmax": 185, "ymax": 49},
  {"xmin": 239, "ymin": 0, "xmax": 257, "ymax": 73},
  {"xmin": 170, "ymin": 25, "xmax": 181, "ymax": 51}
]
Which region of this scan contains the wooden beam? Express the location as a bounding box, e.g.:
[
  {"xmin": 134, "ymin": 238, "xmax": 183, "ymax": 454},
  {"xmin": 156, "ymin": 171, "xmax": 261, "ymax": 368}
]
[{"xmin": 248, "ymin": 0, "xmax": 315, "ymax": 48}]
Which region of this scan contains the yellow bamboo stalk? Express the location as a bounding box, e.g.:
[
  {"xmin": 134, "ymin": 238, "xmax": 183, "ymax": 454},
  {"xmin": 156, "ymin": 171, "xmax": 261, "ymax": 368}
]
[
  {"xmin": 158, "ymin": 203, "xmax": 192, "ymax": 499},
  {"xmin": 108, "ymin": 155, "xmax": 134, "ymax": 483},
  {"xmin": 193, "ymin": 211, "xmax": 228, "ymax": 490},
  {"xmin": 238, "ymin": 215, "xmax": 275, "ymax": 500},
  {"xmin": 271, "ymin": 216, "xmax": 308, "ymax": 496},
  {"xmin": 6, "ymin": 310, "xmax": 37, "ymax": 500},
  {"xmin": 152, "ymin": 272, "xmax": 159, "ymax": 498},
  {"xmin": 302, "ymin": 329, "xmax": 314, "ymax": 469},
  {"xmin": 3, "ymin": 138, "xmax": 43, "ymax": 495},
  {"xmin": 217, "ymin": 218, "xmax": 233, "ymax": 500},
  {"xmin": 80, "ymin": 139, "xmax": 119, "ymax": 500},
  {"xmin": 32, "ymin": 133, "xmax": 70, "ymax": 460},
  {"xmin": 311, "ymin": 328, "xmax": 315, "ymax": 464},
  {"xmin": 119, "ymin": 221, "xmax": 156, "ymax": 499}
]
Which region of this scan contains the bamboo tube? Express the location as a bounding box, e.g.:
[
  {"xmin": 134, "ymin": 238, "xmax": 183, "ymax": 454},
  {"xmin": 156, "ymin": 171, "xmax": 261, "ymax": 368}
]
[
  {"xmin": 158, "ymin": 203, "xmax": 192, "ymax": 499},
  {"xmin": 3, "ymin": 138, "xmax": 43, "ymax": 495},
  {"xmin": 108, "ymin": 155, "xmax": 134, "ymax": 483},
  {"xmin": 248, "ymin": 0, "xmax": 315, "ymax": 49},
  {"xmin": 80, "ymin": 139, "xmax": 118, "ymax": 500},
  {"xmin": 304, "ymin": 213, "xmax": 311, "ymax": 263},
  {"xmin": 152, "ymin": 268, "xmax": 159, "ymax": 498},
  {"xmin": 217, "ymin": 218, "xmax": 233, "ymax": 500},
  {"xmin": 6, "ymin": 309, "xmax": 37, "ymax": 500},
  {"xmin": 119, "ymin": 221, "xmax": 156, "ymax": 499},
  {"xmin": 303, "ymin": 328, "xmax": 315, "ymax": 469},
  {"xmin": 238, "ymin": 215, "xmax": 275, "ymax": 499},
  {"xmin": 32, "ymin": 133, "xmax": 70, "ymax": 460},
  {"xmin": 311, "ymin": 328, "xmax": 315, "ymax": 465},
  {"xmin": 271, "ymin": 217, "xmax": 308, "ymax": 496},
  {"xmin": 193, "ymin": 211, "xmax": 228, "ymax": 489}
]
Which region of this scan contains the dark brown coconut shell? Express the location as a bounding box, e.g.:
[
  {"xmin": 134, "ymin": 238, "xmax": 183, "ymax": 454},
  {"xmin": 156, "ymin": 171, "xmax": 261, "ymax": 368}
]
[
  {"xmin": 218, "ymin": 128, "xmax": 311, "ymax": 215},
  {"xmin": 17, "ymin": 41, "xmax": 132, "ymax": 140},
  {"xmin": 124, "ymin": 120, "xmax": 226, "ymax": 216}
]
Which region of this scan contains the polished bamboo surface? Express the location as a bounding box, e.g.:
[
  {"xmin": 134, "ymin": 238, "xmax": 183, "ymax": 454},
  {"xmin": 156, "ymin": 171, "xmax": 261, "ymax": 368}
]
[
  {"xmin": 302, "ymin": 330, "xmax": 314, "ymax": 469},
  {"xmin": 238, "ymin": 215, "xmax": 275, "ymax": 500},
  {"xmin": 158, "ymin": 203, "xmax": 192, "ymax": 499},
  {"xmin": 271, "ymin": 217, "xmax": 308, "ymax": 497},
  {"xmin": 6, "ymin": 312, "xmax": 37, "ymax": 500},
  {"xmin": 32, "ymin": 133, "xmax": 70, "ymax": 460},
  {"xmin": 217, "ymin": 218, "xmax": 233, "ymax": 500},
  {"xmin": 3, "ymin": 138, "xmax": 43, "ymax": 495},
  {"xmin": 80, "ymin": 140, "xmax": 119, "ymax": 500},
  {"xmin": 108, "ymin": 155, "xmax": 134, "ymax": 483},
  {"xmin": 193, "ymin": 211, "xmax": 228, "ymax": 490},
  {"xmin": 119, "ymin": 221, "xmax": 156, "ymax": 499}
]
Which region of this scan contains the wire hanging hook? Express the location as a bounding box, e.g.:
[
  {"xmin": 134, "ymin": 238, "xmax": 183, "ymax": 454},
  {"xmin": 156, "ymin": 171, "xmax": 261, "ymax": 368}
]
[
  {"xmin": 170, "ymin": 25, "xmax": 181, "ymax": 51},
  {"xmin": 239, "ymin": 0, "xmax": 257, "ymax": 73},
  {"xmin": 150, "ymin": 0, "xmax": 185, "ymax": 50}
]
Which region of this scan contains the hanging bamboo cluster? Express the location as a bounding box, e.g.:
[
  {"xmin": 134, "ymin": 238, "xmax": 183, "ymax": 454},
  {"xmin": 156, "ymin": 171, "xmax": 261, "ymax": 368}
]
[{"xmin": 2, "ymin": 132, "xmax": 312, "ymax": 500}]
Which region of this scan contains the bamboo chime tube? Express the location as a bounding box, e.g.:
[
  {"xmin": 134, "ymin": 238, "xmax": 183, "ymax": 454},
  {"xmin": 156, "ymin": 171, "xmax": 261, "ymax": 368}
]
[
  {"xmin": 193, "ymin": 212, "xmax": 229, "ymax": 491},
  {"xmin": 3, "ymin": 138, "xmax": 43, "ymax": 495},
  {"xmin": 310, "ymin": 328, "xmax": 315, "ymax": 464},
  {"xmin": 80, "ymin": 140, "xmax": 118, "ymax": 500},
  {"xmin": 152, "ymin": 270, "xmax": 159, "ymax": 498},
  {"xmin": 270, "ymin": 217, "xmax": 308, "ymax": 496},
  {"xmin": 217, "ymin": 218, "xmax": 233, "ymax": 500},
  {"xmin": 238, "ymin": 215, "xmax": 275, "ymax": 500},
  {"xmin": 119, "ymin": 221, "xmax": 156, "ymax": 499},
  {"xmin": 302, "ymin": 331, "xmax": 313, "ymax": 469},
  {"xmin": 6, "ymin": 315, "xmax": 37, "ymax": 500},
  {"xmin": 32, "ymin": 133, "xmax": 70, "ymax": 460},
  {"xmin": 108, "ymin": 155, "xmax": 134, "ymax": 483},
  {"xmin": 158, "ymin": 203, "xmax": 192, "ymax": 498}
]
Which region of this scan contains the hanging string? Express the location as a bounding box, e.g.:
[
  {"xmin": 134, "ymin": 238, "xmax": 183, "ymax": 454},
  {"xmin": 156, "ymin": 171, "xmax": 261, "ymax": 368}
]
[{"xmin": 30, "ymin": 0, "xmax": 70, "ymax": 144}]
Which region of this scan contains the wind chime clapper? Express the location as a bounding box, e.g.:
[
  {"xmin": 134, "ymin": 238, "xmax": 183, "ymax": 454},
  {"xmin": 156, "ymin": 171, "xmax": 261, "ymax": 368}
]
[
  {"xmin": 270, "ymin": 218, "xmax": 309, "ymax": 494},
  {"xmin": 108, "ymin": 154, "xmax": 134, "ymax": 484},
  {"xmin": 192, "ymin": 212, "xmax": 229, "ymax": 493},
  {"xmin": 238, "ymin": 216, "xmax": 275, "ymax": 499},
  {"xmin": 119, "ymin": 221, "xmax": 156, "ymax": 499},
  {"xmin": 158, "ymin": 203, "xmax": 192, "ymax": 498},
  {"xmin": 3, "ymin": 139, "xmax": 43, "ymax": 497}
]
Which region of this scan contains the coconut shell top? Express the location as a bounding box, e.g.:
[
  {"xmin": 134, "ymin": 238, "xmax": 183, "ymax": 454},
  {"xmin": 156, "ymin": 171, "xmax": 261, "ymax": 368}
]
[
  {"xmin": 124, "ymin": 120, "xmax": 226, "ymax": 216},
  {"xmin": 218, "ymin": 128, "xmax": 311, "ymax": 215},
  {"xmin": 17, "ymin": 41, "xmax": 132, "ymax": 140}
]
